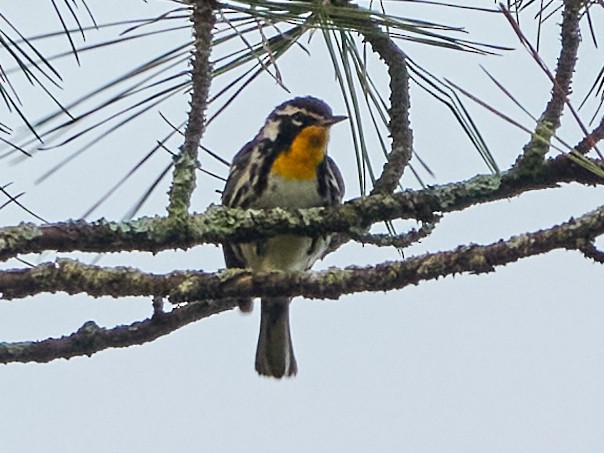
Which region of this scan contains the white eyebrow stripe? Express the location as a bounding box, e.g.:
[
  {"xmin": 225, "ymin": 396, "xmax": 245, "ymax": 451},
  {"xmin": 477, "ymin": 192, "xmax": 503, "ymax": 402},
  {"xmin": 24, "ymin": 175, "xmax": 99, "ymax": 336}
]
[{"xmin": 274, "ymin": 105, "xmax": 324, "ymax": 120}]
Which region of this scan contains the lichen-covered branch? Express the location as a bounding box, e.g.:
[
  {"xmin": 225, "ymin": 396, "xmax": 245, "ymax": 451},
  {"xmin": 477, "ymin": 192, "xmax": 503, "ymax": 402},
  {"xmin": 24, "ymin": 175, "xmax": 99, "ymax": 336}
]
[
  {"xmin": 538, "ymin": 0, "xmax": 582, "ymax": 131},
  {"xmin": 169, "ymin": 203, "xmax": 604, "ymax": 302},
  {"xmin": 362, "ymin": 27, "xmax": 413, "ymax": 195},
  {"xmin": 0, "ymin": 299, "xmax": 236, "ymax": 364},
  {"xmin": 349, "ymin": 219, "xmax": 438, "ymax": 248},
  {"xmin": 167, "ymin": 0, "xmax": 215, "ymax": 219},
  {"xmin": 1, "ymin": 204, "xmax": 602, "ymax": 363},
  {"xmin": 0, "ymin": 259, "xmax": 185, "ymax": 300},
  {"xmin": 1, "ymin": 205, "xmax": 603, "ymax": 302},
  {"xmin": 1, "ymin": 154, "xmax": 603, "ymax": 261},
  {"xmin": 0, "ymin": 216, "xmax": 189, "ymax": 262},
  {"xmin": 514, "ymin": 0, "xmax": 582, "ymax": 172}
]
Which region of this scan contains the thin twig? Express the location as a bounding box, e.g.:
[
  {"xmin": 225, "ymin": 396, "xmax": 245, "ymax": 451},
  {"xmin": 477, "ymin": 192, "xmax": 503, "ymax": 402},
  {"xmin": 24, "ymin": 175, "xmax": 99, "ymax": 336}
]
[
  {"xmin": 575, "ymin": 115, "xmax": 604, "ymax": 154},
  {"xmin": 579, "ymin": 240, "xmax": 604, "ymax": 263},
  {"xmin": 349, "ymin": 220, "xmax": 439, "ymax": 248}
]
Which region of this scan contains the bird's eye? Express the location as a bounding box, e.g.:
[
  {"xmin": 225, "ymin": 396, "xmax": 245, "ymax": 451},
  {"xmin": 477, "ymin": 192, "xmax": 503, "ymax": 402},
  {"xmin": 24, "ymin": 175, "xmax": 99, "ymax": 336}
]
[{"xmin": 292, "ymin": 112, "xmax": 305, "ymax": 123}]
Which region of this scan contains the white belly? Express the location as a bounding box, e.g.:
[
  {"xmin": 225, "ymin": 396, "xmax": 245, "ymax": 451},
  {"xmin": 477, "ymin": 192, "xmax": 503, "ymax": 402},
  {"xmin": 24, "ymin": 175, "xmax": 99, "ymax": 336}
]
[
  {"xmin": 240, "ymin": 235, "xmax": 329, "ymax": 272},
  {"xmin": 242, "ymin": 173, "xmax": 328, "ymax": 272},
  {"xmin": 253, "ymin": 174, "xmax": 323, "ymax": 209}
]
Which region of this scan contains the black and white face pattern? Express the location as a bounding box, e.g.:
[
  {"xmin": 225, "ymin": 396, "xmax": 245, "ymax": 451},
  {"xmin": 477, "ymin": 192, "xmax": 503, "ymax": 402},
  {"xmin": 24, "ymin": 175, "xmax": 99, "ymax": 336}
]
[
  {"xmin": 222, "ymin": 96, "xmax": 344, "ymax": 209},
  {"xmin": 260, "ymin": 96, "xmax": 334, "ymax": 142}
]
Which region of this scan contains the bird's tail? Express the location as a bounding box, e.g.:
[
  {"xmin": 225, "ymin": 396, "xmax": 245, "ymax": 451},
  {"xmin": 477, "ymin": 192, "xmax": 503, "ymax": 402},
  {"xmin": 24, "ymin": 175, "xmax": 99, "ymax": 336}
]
[{"xmin": 255, "ymin": 297, "xmax": 297, "ymax": 378}]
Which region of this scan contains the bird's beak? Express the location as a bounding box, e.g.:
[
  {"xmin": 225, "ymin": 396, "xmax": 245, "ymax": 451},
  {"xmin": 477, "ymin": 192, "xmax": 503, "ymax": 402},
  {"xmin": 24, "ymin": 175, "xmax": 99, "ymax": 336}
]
[{"xmin": 321, "ymin": 115, "xmax": 348, "ymax": 127}]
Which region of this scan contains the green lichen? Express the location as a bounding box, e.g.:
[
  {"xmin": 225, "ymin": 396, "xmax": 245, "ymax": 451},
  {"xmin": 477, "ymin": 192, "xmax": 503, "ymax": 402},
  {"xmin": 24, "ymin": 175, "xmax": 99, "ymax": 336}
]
[
  {"xmin": 467, "ymin": 253, "xmax": 488, "ymax": 271},
  {"xmin": 0, "ymin": 224, "xmax": 43, "ymax": 259},
  {"xmin": 433, "ymin": 174, "xmax": 501, "ymax": 210},
  {"xmin": 515, "ymin": 121, "xmax": 555, "ymax": 176},
  {"xmin": 416, "ymin": 255, "xmax": 445, "ymax": 276},
  {"xmin": 0, "ymin": 224, "xmax": 42, "ymax": 246},
  {"xmin": 167, "ymin": 153, "xmax": 198, "ymax": 219}
]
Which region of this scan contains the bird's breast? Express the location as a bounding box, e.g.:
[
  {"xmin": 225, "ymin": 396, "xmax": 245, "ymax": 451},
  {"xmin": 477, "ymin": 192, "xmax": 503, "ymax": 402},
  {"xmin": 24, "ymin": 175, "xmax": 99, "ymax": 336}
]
[
  {"xmin": 254, "ymin": 173, "xmax": 322, "ymax": 209},
  {"xmin": 270, "ymin": 125, "xmax": 329, "ymax": 181}
]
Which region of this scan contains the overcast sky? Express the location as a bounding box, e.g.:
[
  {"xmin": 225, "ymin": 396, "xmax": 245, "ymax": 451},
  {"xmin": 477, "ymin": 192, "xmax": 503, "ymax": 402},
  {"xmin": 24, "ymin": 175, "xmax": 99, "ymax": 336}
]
[{"xmin": 2, "ymin": 1, "xmax": 604, "ymax": 452}]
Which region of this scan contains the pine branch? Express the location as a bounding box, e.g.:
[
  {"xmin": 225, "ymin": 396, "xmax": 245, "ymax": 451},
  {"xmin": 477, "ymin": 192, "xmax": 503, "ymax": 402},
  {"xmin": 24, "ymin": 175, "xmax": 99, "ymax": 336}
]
[
  {"xmin": 579, "ymin": 240, "xmax": 604, "ymax": 263},
  {"xmin": 576, "ymin": 115, "xmax": 604, "ymax": 155},
  {"xmin": 0, "ymin": 299, "xmax": 236, "ymax": 364},
  {"xmin": 167, "ymin": 0, "xmax": 216, "ymax": 219},
  {"xmin": 1, "ymin": 154, "xmax": 602, "ymax": 261},
  {"xmin": 349, "ymin": 220, "xmax": 438, "ymax": 248},
  {"xmin": 512, "ymin": 0, "xmax": 583, "ymax": 172},
  {"xmin": 1, "ymin": 203, "xmax": 602, "ymax": 363},
  {"xmin": 538, "ymin": 0, "xmax": 582, "ymax": 130},
  {"xmin": 362, "ymin": 26, "xmax": 413, "ymax": 195},
  {"xmin": 170, "ymin": 204, "xmax": 604, "ymax": 302}
]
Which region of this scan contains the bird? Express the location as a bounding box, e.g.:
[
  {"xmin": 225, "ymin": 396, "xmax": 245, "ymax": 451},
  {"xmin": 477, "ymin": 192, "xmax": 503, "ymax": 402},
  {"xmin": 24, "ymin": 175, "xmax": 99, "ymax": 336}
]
[{"xmin": 221, "ymin": 96, "xmax": 346, "ymax": 378}]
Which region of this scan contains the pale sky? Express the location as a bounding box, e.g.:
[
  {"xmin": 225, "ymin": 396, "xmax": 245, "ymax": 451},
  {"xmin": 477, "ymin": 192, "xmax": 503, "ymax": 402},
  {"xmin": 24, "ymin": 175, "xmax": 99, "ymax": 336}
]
[{"xmin": 1, "ymin": 1, "xmax": 604, "ymax": 452}]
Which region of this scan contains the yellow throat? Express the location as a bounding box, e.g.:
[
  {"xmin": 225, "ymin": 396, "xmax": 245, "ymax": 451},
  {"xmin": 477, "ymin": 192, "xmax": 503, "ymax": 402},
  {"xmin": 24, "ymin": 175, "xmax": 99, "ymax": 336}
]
[{"xmin": 271, "ymin": 125, "xmax": 329, "ymax": 180}]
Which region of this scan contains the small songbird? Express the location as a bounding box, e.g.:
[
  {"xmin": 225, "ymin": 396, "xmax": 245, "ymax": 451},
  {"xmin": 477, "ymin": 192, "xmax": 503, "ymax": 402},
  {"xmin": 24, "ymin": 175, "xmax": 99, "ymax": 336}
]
[{"xmin": 221, "ymin": 96, "xmax": 346, "ymax": 378}]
